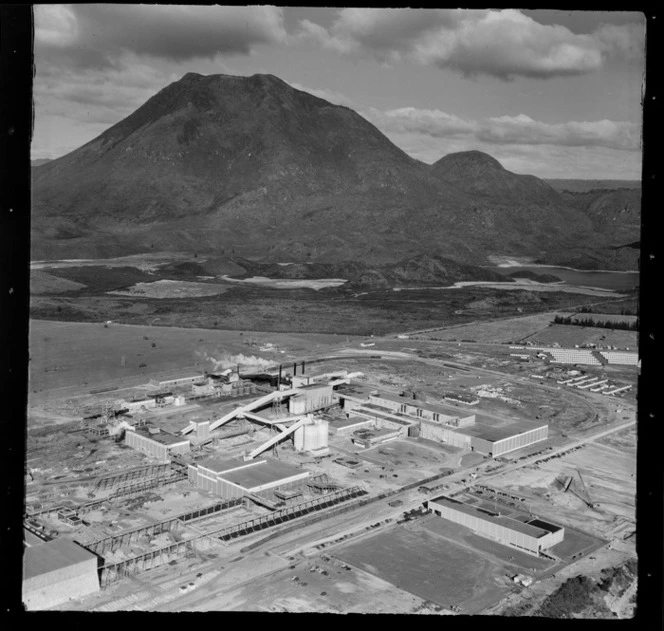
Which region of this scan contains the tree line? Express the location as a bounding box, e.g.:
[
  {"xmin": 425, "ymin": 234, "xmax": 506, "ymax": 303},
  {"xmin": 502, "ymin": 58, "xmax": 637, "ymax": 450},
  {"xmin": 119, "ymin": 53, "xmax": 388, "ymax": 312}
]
[{"xmin": 553, "ymin": 315, "xmax": 638, "ymax": 331}]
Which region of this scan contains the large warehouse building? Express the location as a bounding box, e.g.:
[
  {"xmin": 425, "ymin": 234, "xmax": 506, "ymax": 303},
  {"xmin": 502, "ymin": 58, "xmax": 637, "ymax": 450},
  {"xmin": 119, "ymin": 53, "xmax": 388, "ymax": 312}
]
[
  {"xmin": 336, "ymin": 386, "xmax": 548, "ymax": 457},
  {"xmin": 125, "ymin": 424, "xmax": 191, "ymax": 460},
  {"xmin": 426, "ymin": 495, "xmax": 564, "ymax": 557},
  {"xmin": 188, "ymin": 456, "xmax": 311, "ymax": 502},
  {"xmin": 23, "ymin": 536, "xmax": 100, "ymax": 610}
]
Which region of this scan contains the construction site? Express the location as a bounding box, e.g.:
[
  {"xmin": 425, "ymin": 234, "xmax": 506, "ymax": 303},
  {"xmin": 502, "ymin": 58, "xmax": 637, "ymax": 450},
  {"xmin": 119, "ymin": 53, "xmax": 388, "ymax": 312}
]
[{"xmin": 23, "ymin": 308, "xmax": 638, "ymax": 615}]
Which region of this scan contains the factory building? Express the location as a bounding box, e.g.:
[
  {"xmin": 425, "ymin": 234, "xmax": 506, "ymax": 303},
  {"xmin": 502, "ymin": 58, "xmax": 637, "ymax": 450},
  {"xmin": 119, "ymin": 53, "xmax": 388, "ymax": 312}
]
[
  {"xmin": 418, "ymin": 418, "xmax": 548, "ymax": 456},
  {"xmin": 288, "ymin": 383, "xmax": 334, "ymax": 415},
  {"xmin": 188, "ymin": 456, "xmax": 310, "ymax": 502},
  {"xmin": 419, "ymin": 421, "xmax": 473, "ymax": 448},
  {"xmin": 463, "ymin": 422, "xmax": 548, "ymax": 457},
  {"xmin": 352, "ymin": 404, "xmax": 413, "ymax": 436},
  {"xmin": 120, "ymin": 397, "xmax": 157, "ymax": 413},
  {"xmin": 293, "ymin": 417, "xmax": 329, "ymax": 454},
  {"xmin": 292, "ymin": 370, "xmax": 348, "ymax": 388},
  {"xmin": 352, "ymin": 427, "xmax": 403, "ymax": 448},
  {"xmin": 426, "ymin": 495, "xmax": 564, "ymax": 556},
  {"xmin": 334, "ymin": 383, "xmax": 377, "ymax": 413},
  {"xmin": 367, "ymin": 392, "xmax": 476, "ymax": 426},
  {"xmin": 23, "ymin": 536, "xmax": 100, "ymax": 610},
  {"xmin": 150, "ymin": 372, "xmax": 205, "ymax": 389},
  {"xmin": 192, "ymin": 371, "xmax": 257, "ymax": 398},
  {"xmin": 340, "ymin": 389, "xmax": 547, "ymax": 458},
  {"xmin": 125, "ymin": 424, "xmax": 191, "ymax": 460},
  {"xmin": 328, "ymin": 416, "xmax": 375, "ymax": 436}
]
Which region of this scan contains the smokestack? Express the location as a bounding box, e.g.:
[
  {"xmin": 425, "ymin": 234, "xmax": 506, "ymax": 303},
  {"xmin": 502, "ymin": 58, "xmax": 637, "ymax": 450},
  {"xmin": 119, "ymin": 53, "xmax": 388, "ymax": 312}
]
[
  {"xmin": 278, "ymin": 365, "xmax": 282, "ymax": 390},
  {"xmin": 293, "ymin": 362, "xmax": 297, "ymax": 376},
  {"xmin": 302, "ymin": 360, "xmax": 305, "ymax": 375}
]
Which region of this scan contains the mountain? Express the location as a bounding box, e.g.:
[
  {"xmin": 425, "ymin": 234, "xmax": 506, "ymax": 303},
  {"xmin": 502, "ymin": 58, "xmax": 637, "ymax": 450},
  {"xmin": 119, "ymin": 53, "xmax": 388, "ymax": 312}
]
[
  {"xmin": 540, "ymin": 187, "xmax": 642, "ymax": 270},
  {"xmin": 226, "ymin": 254, "xmax": 509, "ymax": 289},
  {"xmin": 31, "ymin": 73, "xmax": 635, "ymax": 271},
  {"xmin": 431, "ymin": 150, "xmax": 562, "ymax": 205},
  {"xmin": 545, "ymin": 179, "xmax": 641, "ymax": 193}
]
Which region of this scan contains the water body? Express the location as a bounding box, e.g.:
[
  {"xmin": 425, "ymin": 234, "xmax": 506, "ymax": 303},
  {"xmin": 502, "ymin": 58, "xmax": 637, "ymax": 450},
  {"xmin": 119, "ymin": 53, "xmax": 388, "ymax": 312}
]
[
  {"xmin": 492, "ymin": 265, "xmax": 639, "ymax": 291},
  {"xmin": 220, "ymin": 275, "xmax": 347, "ymax": 290}
]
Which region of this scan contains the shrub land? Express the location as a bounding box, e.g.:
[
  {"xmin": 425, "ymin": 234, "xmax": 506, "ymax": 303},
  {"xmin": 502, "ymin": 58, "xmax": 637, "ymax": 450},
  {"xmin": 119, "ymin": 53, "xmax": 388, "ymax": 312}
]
[{"xmin": 552, "ymin": 315, "xmax": 638, "ymax": 331}]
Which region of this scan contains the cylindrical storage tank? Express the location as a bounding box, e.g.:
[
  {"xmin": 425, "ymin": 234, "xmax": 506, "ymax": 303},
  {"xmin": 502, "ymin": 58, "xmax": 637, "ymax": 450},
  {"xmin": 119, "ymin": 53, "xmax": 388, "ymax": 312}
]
[
  {"xmin": 294, "ymin": 425, "xmax": 305, "ymax": 451},
  {"xmin": 408, "ymin": 425, "xmax": 421, "ymax": 438}
]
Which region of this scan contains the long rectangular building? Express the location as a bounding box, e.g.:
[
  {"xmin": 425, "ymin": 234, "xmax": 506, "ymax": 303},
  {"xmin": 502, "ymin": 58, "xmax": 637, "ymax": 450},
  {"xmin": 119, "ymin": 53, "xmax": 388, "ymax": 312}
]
[
  {"xmin": 125, "ymin": 425, "xmax": 191, "ymax": 460},
  {"xmin": 426, "ymin": 495, "xmax": 564, "ymax": 556},
  {"xmin": 23, "ymin": 537, "xmax": 100, "ymax": 610},
  {"xmin": 188, "ymin": 456, "xmax": 310, "ymax": 502}
]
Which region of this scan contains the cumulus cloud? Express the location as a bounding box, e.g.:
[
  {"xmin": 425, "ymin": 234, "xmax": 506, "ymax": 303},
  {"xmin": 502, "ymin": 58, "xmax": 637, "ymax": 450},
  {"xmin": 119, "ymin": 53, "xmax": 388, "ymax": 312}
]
[
  {"xmin": 33, "ymin": 58, "xmax": 176, "ymax": 124},
  {"xmin": 298, "ymin": 8, "xmax": 645, "ymax": 80},
  {"xmin": 362, "ymin": 107, "xmax": 640, "ymax": 152},
  {"xmin": 34, "ymin": 5, "xmax": 287, "ymax": 69}
]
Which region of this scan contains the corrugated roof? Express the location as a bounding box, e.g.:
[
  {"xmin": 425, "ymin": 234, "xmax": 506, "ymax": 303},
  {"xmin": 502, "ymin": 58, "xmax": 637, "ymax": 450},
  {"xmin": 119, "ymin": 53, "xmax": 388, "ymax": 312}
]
[
  {"xmin": 133, "ymin": 427, "xmax": 189, "ymax": 445},
  {"xmin": 355, "ymin": 406, "xmax": 412, "ymax": 426},
  {"xmin": 456, "ymin": 420, "xmax": 547, "ymax": 442},
  {"xmin": 23, "ymin": 538, "xmax": 97, "ymax": 580},
  {"xmin": 23, "ymin": 529, "xmax": 46, "ymax": 548},
  {"xmin": 428, "ymin": 496, "xmax": 549, "ymax": 539},
  {"xmin": 197, "ymin": 456, "xmax": 259, "ymax": 474},
  {"xmin": 219, "ymin": 458, "xmax": 309, "ymax": 489},
  {"xmin": 331, "ymin": 416, "xmax": 374, "ymax": 428}
]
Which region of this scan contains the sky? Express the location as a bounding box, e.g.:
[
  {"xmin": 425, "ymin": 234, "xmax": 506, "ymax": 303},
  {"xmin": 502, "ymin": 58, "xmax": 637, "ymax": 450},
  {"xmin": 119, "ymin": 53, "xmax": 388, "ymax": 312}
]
[{"xmin": 32, "ymin": 6, "xmax": 647, "ymax": 179}]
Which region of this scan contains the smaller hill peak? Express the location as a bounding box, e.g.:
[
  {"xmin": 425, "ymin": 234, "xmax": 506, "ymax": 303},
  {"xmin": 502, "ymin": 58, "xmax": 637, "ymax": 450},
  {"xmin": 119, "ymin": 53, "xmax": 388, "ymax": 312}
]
[{"xmin": 433, "ymin": 150, "xmax": 505, "ymax": 171}]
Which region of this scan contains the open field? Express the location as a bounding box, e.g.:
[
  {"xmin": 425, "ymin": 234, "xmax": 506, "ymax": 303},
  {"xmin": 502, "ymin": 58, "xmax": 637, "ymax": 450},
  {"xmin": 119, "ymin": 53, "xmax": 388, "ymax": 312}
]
[
  {"xmin": 109, "ymin": 280, "xmax": 229, "ymax": 299},
  {"xmin": 31, "ymin": 270, "xmax": 87, "ymax": 294},
  {"xmin": 30, "ymin": 262, "xmax": 624, "ymax": 336},
  {"xmin": 520, "ymin": 324, "xmax": 637, "ymax": 349},
  {"xmin": 29, "ymin": 319, "xmax": 358, "ymax": 398},
  {"xmin": 171, "ymin": 553, "xmax": 445, "ymax": 613},
  {"xmin": 335, "ymin": 523, "xmax": 511, "ymax": 613},
  {"xmin": 412, "ymin": 312, "xmax": 564, "ymax": 343}
]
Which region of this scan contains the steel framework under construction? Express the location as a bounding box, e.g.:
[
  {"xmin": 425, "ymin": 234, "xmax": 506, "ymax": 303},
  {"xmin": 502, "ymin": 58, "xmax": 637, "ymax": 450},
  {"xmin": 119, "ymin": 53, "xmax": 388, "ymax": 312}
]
[
  {"xmin": 83, "ymin": 498, "xmax": 243, "ymax": 556},
  {"xmin": 95, "ymin": 486, "xmax": 366, "ymax": 586},
  {"xmin": 91, "ymin": 463, "xmax": 172, "ymax": 493},
  {"xmin": 100, "ymin": 539, "xmax": 197, "ymax": 587},
  {"xmin": 216, "ymin": 486, "xmax": 367, "ymax": 541}
]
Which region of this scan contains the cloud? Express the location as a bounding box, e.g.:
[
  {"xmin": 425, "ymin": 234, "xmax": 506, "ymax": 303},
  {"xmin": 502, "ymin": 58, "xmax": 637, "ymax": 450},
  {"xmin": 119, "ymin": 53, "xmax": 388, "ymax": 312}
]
[
  {"xmin": 362, "ymin": 107, "xmax": 640, "ymax": 152},
  {"xmin": 286, "ymin": 81, "xmax": 358, "ymax": 108},
  {"xmin": 33, "ymin": 59, "xmax": 175, "ymax": 124},
  {"xmin": 34, "ymin": 5, "xmax": 287, "ymax": 70},
  {"xmin": 298, "ymin": 9, "xmax": 645, "ymax": 80}
]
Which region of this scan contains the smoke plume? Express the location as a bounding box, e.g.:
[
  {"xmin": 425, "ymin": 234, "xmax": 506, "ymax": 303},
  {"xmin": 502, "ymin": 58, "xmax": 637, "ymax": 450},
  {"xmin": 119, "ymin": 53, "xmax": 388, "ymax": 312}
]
[{"xmin": 198, "ymin": 351, "xmax": 275, "ymax": 372}]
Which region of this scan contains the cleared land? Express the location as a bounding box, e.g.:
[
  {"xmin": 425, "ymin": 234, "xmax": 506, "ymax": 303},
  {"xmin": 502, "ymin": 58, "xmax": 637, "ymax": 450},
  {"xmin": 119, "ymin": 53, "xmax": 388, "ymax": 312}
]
[
  {"xmin": 109, "ymin": 280, "xmax": 229, "ymax": 299},
  {"xmin": 29, "ymin": 319, "xmax": 358, "ymax": 400},
  {"xmin": 488, "ymin": 440, "xmax": 636, "ymax": 539},
  {"xmin": 520, "ymin": 324, "xmax": 637, "ymax": 349},
  {"xmin": 412, "ymin": 312, "xmax": 563, "ymax": 343},
  {"xmin": 335, "ymin": 523, "xmax": 511, "ymax": 613}
]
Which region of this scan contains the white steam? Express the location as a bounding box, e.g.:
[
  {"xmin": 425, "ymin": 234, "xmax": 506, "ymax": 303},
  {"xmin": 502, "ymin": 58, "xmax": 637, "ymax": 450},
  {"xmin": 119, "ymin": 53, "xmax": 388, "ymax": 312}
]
[{"xmin": 198, "ymin": 351, "xmax": 275, "ymax": 372}]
